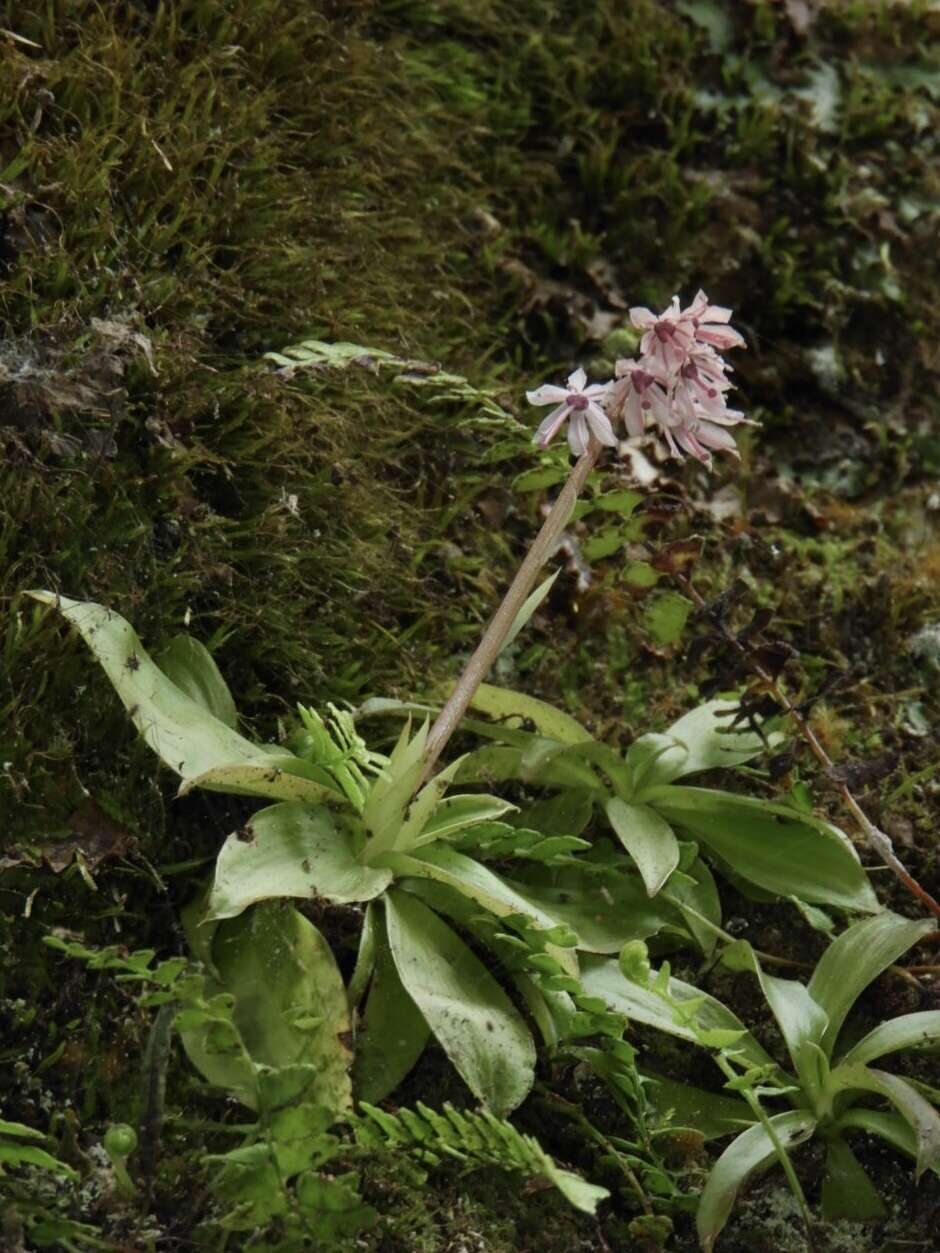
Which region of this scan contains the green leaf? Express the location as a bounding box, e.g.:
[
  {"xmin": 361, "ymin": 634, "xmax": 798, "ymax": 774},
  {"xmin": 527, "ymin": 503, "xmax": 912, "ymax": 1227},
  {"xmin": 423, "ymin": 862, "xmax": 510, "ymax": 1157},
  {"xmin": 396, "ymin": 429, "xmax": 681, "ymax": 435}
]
[
  {"xmin": 629, "ymin": 700, "xmax": 774, "ymax": 791},
  {"xmin": 645, "ymin": 786, "xmax": 879, "ymax": 913},
  {"xmin": 831, "ymin": 1064, "xmax": 940, "ymax": 1178},
  {"xmin": 363, "ymin": 718, "xmax": 430, "ymax": 856},
  {"xmin": 214, "ymin": 905, "xmax": 351, "ymax": 1113},
  {"xmin": 836, "ymin": 1108, "xmax": 940, "ymax": 1178},
  {"xmin": 643, "ymin": 1073, "xmax": 754, "ymax": 1142},
  {"xmin": 720, "ymin": 941, "xmax": 829, "ymax": 1099},
  {"xmin": 393, "ymin": 755, "xmax": 465, "ymax": 852},
  {"xmin": 353, "ymin": 907, "xmax": 430, "ymax": 1103},
  {"xmin": 662, "ymin": 855, "xmax": 722, "ymax": 955},
  {"xmin": 838, "ymin": 1011, "xmax": 940, "ymax": 1068},
  {"xmin": 30, "ymin": 592, "xmax": 337, "ymax": 803},
  {"xmin": 500, "ymin": 570, "xmax": 560, "ymax": 654},
  {"xmin": 178, "ymin": 759, "xmax": 341, "ymax": 805},
  {"xmin": 384, "ymin": 889, "xmax": 535, "ymax": 1116},
  {"xmin": 517, "ymin": 871, "xmax": 682, "ymax": 954},
  {"xmin": 155, "ymin": 634, "xmax": 239, "ymax": 730},
  {"xmin": 579, "ymin": 956, "xmax": 777, "ymax": 1072},
  {"xmin": 208, "ymin": 803, "xmax": 390, "ymax": 921},
  {"xmin": 389, "ymin": 845, "xmax": 578, "ymax": 974},
  {"xmin": 807, "ymin": 913, "xmax": 936, "ymax": 1057},
  {"xmin": 604, "ymin": 798, "xmax": 680, "ymax": 897},
  {"xmin": 643, "ymin": 590, "xmax": 692, "ymax": 645},
  {"xmin": 458, "ymin": 682, "xmax": 593, "ymax": 746},
  {"xmin": 0, "ymin": 1142, "xmax": 78, "ymax": 1179},
  {"xmin": 408, "ymin": 793, "xmax": 518, "ymax": 849},
  {"xmin": 820, "ymin": 1137, "xmax": 887, "ymax": 1221},
  {"xmin": 0, "ymin": 1119, "xmax": 46, "ymax": 1140},
  {"xmin": 696, "ymin": 1113, "xmax": 817, "ymax": 1252}
]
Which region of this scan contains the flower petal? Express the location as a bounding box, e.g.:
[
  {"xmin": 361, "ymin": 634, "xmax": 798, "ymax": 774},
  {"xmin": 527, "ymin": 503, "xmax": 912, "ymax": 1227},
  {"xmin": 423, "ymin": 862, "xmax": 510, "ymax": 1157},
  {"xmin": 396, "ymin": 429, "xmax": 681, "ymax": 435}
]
[
  {"xmin": 629, "ymin": 306, "xmax": 656, "ymax": 330},
  {"xmin": 586, "ymin": 402, "xmax": 618, "ymax": 446},
  {"xmin": 696, "ymin": 325, "xmax": 746, "ymax": 350},
  {"xmin": 567, "ymin": 412, "xmax": 589, "ymax": 456},
  {"xmin": 526, "ymin": 384, "xmax": 569, "ymax": 406},
  {"xmin": 567, "ymin": 367, "xmax": 587, "ymax": 391},
  {"xmin": 533, "ymin": 403, "xmax": 570, "ymax": 447}
]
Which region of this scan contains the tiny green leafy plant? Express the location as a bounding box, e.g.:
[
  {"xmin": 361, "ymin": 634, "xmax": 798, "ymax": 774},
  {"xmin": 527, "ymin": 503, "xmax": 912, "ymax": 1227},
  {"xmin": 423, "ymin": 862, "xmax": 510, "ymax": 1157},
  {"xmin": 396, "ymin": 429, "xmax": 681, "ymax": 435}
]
[{"xmin": 585, "ymin": 913, "xmax": 940, "ymax": 1248}]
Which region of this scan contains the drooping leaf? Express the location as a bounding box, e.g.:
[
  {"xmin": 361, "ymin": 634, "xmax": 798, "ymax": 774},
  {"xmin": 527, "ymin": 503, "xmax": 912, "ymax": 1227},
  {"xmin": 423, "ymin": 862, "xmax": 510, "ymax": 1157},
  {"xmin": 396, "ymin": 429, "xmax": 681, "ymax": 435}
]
[
  {"xmin": 604, "ymin": 798, "xmax": 680, "ymax": 897},
  {"xmin": 208, "ymin": 803, "xmax": 390, "ymax": 921},
  {"xmin": 830, "ymin": 1064, "xmax": 940, "ymax": 1178},
  {"xmin": 29, "ymin": 592, "xmax": 338, "ymax": 803},
  {"xmin": 155, "ymin": 634, "xmax": 239, "ymax": 730},
  {"xmin": 628, "ymin": 700, "xmax": 773, "ymax": 791},
  {"xmin": 807, "ymin": 913, "xmax": 936, "ymax": 1057},
  {"xmin": 820, "ymin": 1137, "xmax": 887, "ymax": 1220},
  {"xmin": 645, "ymin": 785, "xmax": 879, "ymax": 913},
  {"xmin": 838, "ymin": 1011, "xmax": 940, "ymax": 1068},
  {"xmin": 384, "ymin": 889, "xmax": 535, "ymax": 1116},
  {"xmin": 836, "ymin": 1108, "xmax": 940, "ymax": 1178},
  {"xmin": 353, "ymin": 906, "xmax": 430, "ymax": 1103},
  {"xmin": 580, "ymin": 956, "xmax": 777, "ymax": 1072},
  {"xmin": 696, "ymin": 1112, "xmax": 817, "ymax": 1252}
]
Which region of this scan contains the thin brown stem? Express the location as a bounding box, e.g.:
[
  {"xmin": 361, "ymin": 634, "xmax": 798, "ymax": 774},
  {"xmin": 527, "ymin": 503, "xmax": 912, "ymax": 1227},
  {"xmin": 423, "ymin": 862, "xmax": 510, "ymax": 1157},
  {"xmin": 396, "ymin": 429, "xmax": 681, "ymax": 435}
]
[
  {"xmin": 674, "ymin": 570, "xmax": 940, "ymax": 921},
  {"xmin": 419, "ymin": 439, "xmax": 601, "ymax": 786}
]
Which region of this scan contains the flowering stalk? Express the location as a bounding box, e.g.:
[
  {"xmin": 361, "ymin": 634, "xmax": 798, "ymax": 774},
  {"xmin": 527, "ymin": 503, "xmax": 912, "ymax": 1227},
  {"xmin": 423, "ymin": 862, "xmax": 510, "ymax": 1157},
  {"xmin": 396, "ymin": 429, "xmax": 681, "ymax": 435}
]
[
  {"xmin": 420, "ymin": 437, "xmax": 601, "ymax": 785},
  {"xmin": 421, "ymin": 290, "xmax": 748, "ymax": 783}
]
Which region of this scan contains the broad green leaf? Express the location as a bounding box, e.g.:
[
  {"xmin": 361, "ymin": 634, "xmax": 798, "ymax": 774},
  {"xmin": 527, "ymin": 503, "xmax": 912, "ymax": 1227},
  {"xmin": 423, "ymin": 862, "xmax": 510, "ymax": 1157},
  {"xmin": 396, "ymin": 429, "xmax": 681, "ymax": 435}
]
[
  {"xmin": 458, "ymin": 682, "xmax": 593, "ymax": 746},
  {"xmin": 629, "ymin": 700, "xmax": 773, "ymax": 790},
  {"xmin": 820, "ymin": 1137, "xmax": 887, "ymax": 1220},
  {"xmin": 838, "ymin": 1011, "xmax": 940, "ymax": 1068},
  {"xmin": 521, "ymin": 788, "xmax": 595, "ymax": 837},
  {"xmin": 384, "ymin": 889, "xmax": 535, "ymax": 1116},
  {"xmin": 353, "ymin": 908, "xmax": 430, "ymax": 1103},
  {"xmin": 646, "ymin": 786, "xmax": 879, "ymax": 913},
  {"xmin": 807, "ymin": 914, "xmax": 936, "ymax": 1057},
  {"xmin": 697, "ymin": 1112, "xmax": 817, "ymax": 1252},
  {"xmin": 29, "ymin": 592, "xmax": 337, "ymax": 801},
  {"xmin": 720, "ymin": 941, "xmax": 829, "ymax": 1099},
  {"xmin": 0, "ymin": 1119, "xmax": 46, "ymax": 1140},
  {"xmin": 517, "ymin": 871, "xmax": 683, "ymax": 954},
  {"xmin": 500, "ymin": 570, "xmax": 560, "ymax": 654},
  {"xmin": 831, "ymin": 1064, "xmax": 940, "ymax": 1178},
  {"xmin": 388, "ymin": 845, "xmax": 578, "ymax": 975},
  {"xmin": 347, "ymin": 903, "xmax": 377, "ymax": 1012},
  {"xmin": 155, "ymin": 634, "xmax": 239, "ymax": 730},
  {"xmin": 580, "ymin": 956, "xmax": 777, "ymax": 1072},
  {"xmin": 213, "ymin": 904, "xmax": 352, "ymax": 1117},
  {"xmin": 604, "ymin": 798, "xmax": 679, "ymax": 897},
  {"xmin": 642, "ymin": 1073, "xmax": 754, "ymax": 1142},
  {"xmin": 208, "ymin": 803, "xmax": 390, "ymax": 921}
]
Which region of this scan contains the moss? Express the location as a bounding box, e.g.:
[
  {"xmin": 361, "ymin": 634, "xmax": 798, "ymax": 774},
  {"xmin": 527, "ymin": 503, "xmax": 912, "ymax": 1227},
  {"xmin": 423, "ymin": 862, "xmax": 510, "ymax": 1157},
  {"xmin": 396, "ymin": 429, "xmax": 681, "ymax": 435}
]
[{"xmin": 2, "ymin": 0, "xmax": 940, "ymax": 1248}]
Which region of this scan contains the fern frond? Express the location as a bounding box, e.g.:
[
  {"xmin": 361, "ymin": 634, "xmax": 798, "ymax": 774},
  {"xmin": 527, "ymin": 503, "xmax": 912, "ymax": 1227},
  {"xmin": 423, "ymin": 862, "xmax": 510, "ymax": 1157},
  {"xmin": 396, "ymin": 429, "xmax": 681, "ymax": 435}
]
[{"xmin": 355, "ymin": 1101, "xmax": 608, "ymax": 1214}]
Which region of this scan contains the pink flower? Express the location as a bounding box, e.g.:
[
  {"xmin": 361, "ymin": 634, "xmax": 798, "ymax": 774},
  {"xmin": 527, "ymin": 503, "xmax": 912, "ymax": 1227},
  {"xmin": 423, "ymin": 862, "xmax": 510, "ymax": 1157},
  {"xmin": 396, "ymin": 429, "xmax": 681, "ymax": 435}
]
[
  {"xmin": 610, "ymin": 360, "xmax": 672, "ymax": 438},
  {"xmin": 526, "ymin": 368, "xmax": 617, "ymax": 456},
  {"xmin": 680, "ymin": 290, "xmax": 746, "ymax": 351},
  {"xmin": 628, "ymin": 296, "xmax": 696, "ymax": 374}
]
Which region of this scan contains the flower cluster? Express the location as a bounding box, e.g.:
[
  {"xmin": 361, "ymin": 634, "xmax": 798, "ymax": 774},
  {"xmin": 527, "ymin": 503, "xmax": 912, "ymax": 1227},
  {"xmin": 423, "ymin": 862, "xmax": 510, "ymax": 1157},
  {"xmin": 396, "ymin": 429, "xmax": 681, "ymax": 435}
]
[{"xmin": 526, "ymin": 291, "xmax": 753, "ymax": 466}]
